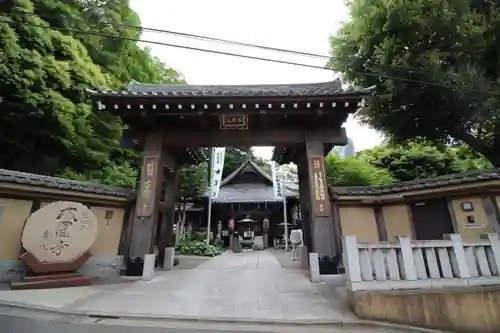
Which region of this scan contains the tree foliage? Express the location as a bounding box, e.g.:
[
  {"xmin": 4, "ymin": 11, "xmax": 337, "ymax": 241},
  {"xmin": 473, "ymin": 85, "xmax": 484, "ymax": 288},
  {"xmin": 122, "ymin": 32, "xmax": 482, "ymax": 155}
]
[
  {"xmin": 0, "ymin": 0, "xmax": 117, "ymax": 174},
  {"xmin": 0, "ymin": 0, "xmax": 185, "ymax": 187},
  {"xmin": 329, "ymin": 0, "xmax": 500, "ymax": 166},
  {"xmin": 223, "ymin": 148, "xmax": 270, "ymax": 177},
  {"xmin": 357, "ymin": 142, "xmax": 492, "ymax": 182},
  {"xmin": 178, "ymin": 162, "xmax": 208, "ymax": 202},
  {"xmin": 324, "ymin": 153, "xmax": 394, "ymax": 186}
]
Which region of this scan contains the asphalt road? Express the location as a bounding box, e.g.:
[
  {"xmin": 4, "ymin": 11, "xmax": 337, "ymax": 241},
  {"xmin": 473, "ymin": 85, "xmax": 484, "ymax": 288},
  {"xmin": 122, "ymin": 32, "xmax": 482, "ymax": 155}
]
[
  {"xmin": 0, "ymin": 314, "xmax": 419, "ymax": 333},
  {"xmin": 0, "ymin": 315, "xmax": 272, "ymax": 333}
]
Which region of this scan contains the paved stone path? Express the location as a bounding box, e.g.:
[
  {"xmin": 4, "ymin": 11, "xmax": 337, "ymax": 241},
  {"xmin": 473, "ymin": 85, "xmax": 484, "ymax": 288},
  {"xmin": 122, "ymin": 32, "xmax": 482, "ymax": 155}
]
[
  {"xmin": 71, "ymin": 251, "xmax": 356, "ymax": 322},
  {"xmin": 0, "ymin": 251, "xmax": 355, "ymax": 323}
]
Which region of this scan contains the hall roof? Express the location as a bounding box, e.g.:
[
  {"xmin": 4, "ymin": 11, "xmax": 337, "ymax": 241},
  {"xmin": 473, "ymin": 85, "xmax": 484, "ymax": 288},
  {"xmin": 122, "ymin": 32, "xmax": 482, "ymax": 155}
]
[{"xmin": 208, "ymin": 160, "xmax": 298, "ymax": 203}]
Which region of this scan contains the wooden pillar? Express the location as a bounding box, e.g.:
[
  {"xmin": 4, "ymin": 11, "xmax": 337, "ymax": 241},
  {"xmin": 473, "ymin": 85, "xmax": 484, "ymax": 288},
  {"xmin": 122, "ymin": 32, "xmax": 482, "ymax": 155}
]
[
  {"xmin": 330, "ymin": 199, "xmax": 343, "ymax": 256},
  {"xmin": 127, "ymin": 133, "xmax": 165, "ymax": 276},
  {"xmin": 304, "ymin": 139, "xmax": 335, "ymax": 257},
  {"xmin": 297, "ymin": 150, "xmax": 313, "ymax": 252},
  {"xmin": 157, "ymin": 165, "xmax": 178, "ymax": 268}
]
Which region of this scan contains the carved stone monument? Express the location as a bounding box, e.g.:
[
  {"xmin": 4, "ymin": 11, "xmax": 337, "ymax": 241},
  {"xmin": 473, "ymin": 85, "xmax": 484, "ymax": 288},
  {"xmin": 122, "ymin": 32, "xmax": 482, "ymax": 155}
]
[{"xmin": 10, "ymin": 201, "xmax": 99, "ymax": 290}]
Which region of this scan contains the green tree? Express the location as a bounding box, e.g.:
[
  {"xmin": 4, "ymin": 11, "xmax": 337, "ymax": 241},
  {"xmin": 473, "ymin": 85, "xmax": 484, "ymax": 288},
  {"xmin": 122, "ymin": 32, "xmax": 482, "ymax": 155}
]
[
  {"xmin": 357, "ymin": 142, "xmax": 492, "ymax": 182},
  {"xmin": 178, "ymin": 162, "xmax": 209, "ymax": 202},
  {"xmin": 34, "ymin": 0, "xmax": 185, "ymax": 88},
  {"xmin": 325, "ymin": 153, "xmax": 394, "ymax": 186},
  {"xmin": 329, "ymin": 0, "xmax": 500, "ymax": 166},
  {"xmin": 0, "ymin": 0, "xmax": 119, "ymax": 174},
  {"xmin": 58, "ymin": 162, "xmax": 138, "ymax": 188},
  {"xmin": 1, "ymin": 0, "xmax": 188, "ymax": 186},
  {"xmin": 221, "ymin": 147, "xmax": 271, "ymax": 177},
  {"xmin": 176, "ymin": 162, "xmax": 208, "ymax": 242}
]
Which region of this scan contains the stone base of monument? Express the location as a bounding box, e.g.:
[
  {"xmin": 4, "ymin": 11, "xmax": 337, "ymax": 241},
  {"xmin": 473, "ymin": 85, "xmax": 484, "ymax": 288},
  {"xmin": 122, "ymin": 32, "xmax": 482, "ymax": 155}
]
[
  {"xmin": 9, "ymin": 251, "xmax": 93, "ymax": 290},
  {"xmin": 10, "ymin": 272, "xmax": 91, "ymax": 290}
]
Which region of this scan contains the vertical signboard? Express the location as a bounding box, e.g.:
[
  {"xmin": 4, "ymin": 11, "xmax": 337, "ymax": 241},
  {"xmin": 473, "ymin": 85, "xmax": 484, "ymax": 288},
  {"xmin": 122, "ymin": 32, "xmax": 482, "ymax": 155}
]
[
  {"xmin": 271, "ymin": 162, "xmax": 283, "ymax": 200},
  {"xmin": 309, "ymin": 156, "xmax": 330, "ymax": 217},
  {"xmin": 210, "ymin": 147, "xmax": 226, "ymax": 200},
  {"xmin": 137, "ymin": 156, "xmax": 159, "ymax": 217}
]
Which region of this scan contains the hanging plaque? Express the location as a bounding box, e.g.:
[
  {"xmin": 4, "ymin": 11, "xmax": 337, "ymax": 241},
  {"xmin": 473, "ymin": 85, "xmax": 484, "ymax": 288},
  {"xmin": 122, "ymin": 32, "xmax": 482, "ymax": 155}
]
[
  {"xmin": 308, "ymin": 156, "xmax": 330, "ymax": 217},
  {"xmin": 219, "ymin": 114, "xmax": 248, "ymax": 130}
]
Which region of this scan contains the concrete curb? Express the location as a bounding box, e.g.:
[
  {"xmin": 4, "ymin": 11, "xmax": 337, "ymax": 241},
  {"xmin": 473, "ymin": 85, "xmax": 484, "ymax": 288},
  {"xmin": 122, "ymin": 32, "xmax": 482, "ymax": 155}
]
[{"xmin": 0, "ymin": 301, "xmax": 449, "ymax": 332}]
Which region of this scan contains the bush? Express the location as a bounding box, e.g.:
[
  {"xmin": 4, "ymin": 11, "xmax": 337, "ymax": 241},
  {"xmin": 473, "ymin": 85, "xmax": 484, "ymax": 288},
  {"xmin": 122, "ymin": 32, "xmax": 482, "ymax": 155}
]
[{"xmin": 175, "ymin": 236, "xmax": 220, "ymax": 257}]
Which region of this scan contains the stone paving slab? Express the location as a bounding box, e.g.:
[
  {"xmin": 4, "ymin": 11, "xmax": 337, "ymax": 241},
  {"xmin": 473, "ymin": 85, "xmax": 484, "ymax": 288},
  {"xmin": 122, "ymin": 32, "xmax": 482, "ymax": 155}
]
[
  {"xmin": 71, "ymin": 251, "xmax": 355, "ymax": 322},
  {"xmin": 0, "ymin": 251, "xmax": 355, "ymax": 324}
]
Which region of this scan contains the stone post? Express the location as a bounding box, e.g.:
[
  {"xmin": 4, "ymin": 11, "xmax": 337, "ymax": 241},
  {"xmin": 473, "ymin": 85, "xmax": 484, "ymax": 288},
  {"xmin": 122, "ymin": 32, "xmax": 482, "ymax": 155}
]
[
  {"xmin": 397, "ymin": 236, "xmax": 417, "ymax": 281},
  {"xmin": 445, "ymin": 234, "xmax": 471, "ymax": 278},
  {"xmin": 342, "ymin": 236, "xmax": 362, "ymax": 283}
]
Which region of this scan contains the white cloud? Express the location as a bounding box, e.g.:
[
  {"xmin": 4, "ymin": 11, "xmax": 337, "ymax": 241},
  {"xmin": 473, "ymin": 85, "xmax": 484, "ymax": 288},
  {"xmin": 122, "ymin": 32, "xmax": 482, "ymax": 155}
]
[{"xmin": 130, "ymin": 0, "xmax": 383, "ymax": 160}]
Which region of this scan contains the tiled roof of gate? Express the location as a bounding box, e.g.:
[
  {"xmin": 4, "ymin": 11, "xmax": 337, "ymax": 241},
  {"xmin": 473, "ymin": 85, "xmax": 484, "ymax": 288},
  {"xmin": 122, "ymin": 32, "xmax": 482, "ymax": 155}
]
[
  {"xmin": 330, "ymin": 168, "xmax": 500, "ymax": 196},
  {"xmin": 88, "ymin": 79, "xmax": 375, "ymax": 98},
  {"xmin": 0, "ymin": 169, "xmax": 134, "ymax": 198}
]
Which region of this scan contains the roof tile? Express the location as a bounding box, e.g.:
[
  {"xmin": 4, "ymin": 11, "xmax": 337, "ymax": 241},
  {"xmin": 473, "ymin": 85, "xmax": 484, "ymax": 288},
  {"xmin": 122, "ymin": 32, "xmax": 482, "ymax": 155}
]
[
  {"xmin": 88, "ymin": 80, "xmax": 374, "ymax": 99},
  {"xmin": 0, "ymin": 169, "xmax": 134, "ymax": 198},
  {"xmin": 330, "ymin": 168, "xmax": 500, "ymax": 196}
]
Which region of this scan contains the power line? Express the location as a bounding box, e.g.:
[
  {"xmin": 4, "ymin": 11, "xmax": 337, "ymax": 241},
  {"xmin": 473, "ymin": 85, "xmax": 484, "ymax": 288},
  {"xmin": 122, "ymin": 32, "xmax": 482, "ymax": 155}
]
[
  {"xmin": 1, "ymin": 18, "xmax": 497, "ymax": 94},
  {"xmin": 28, "ymin": 12, "xmax": 332, "ymax": 60},
  {"xmin": 27, "ymin": 12, "xmax": 437, "ymax": 74}
]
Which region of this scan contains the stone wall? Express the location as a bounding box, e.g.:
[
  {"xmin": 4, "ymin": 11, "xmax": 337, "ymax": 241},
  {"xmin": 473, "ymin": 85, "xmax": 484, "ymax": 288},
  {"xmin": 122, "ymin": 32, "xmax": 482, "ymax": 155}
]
[{"xmin": 348, "ymin": 287, "xmax": 500, "ymax": 333}]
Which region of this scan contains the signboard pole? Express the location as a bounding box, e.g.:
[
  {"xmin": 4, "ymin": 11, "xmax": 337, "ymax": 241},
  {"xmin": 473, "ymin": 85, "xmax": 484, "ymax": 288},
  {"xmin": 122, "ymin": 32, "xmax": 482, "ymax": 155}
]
[
  {"xmin": 281, "ymin": 167, "xmax": 289, "ymax": 251},
  {"xmin": 206, "ymin": 148, "xmax": 214, "ymax": 245}
]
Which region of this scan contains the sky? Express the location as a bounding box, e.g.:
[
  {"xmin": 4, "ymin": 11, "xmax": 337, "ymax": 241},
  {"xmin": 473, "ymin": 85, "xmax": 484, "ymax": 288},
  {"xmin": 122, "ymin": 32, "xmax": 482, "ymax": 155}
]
[{"xmin": 130, "ymin": 0, "xmax": 383, "ymax": 160}]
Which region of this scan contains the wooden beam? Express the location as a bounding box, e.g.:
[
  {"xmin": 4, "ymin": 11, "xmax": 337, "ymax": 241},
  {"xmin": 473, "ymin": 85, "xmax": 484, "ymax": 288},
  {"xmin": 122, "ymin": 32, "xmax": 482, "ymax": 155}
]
[{"xmin": 162, "ymin": 128, "xmax": 347, "ymax": 146}]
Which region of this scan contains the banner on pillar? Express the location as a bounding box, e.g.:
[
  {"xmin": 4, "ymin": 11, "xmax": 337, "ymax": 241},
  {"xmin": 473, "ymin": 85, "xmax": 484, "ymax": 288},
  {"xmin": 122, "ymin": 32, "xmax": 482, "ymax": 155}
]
[
  {"xmin": 271, "ymin": 162, "xmax": 284, "ymax": 201},
  {"xmin": 137, "ymin": 156, "xmax": 159, "ymax": 217},
  {"xmin": 309, "ymin": 156, "xmax": 330, "ymax": 217},
  {"xmin": 210, "ymin": 147, "xmax": 226, "ymax": 200}
]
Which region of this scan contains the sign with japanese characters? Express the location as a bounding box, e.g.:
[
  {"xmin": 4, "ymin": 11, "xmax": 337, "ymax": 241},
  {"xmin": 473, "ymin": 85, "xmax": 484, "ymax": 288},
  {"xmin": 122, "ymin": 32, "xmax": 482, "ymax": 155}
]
[
  {"xmin": 21, "ymin": 201, "xmax": 98, "ymax": 263},
  {"xmin": 137, "ymin": 156, "xmax": 159, "ymax": 217},
  {"xmin": 219, "ymin": 114, "xmax": 248, "ymax": 130},
  {"xmin": 210, "ymin": 147, "xmax": 226, "ymax": 199},
  {"xmin": 271, "ymin": 161, "xmax": 284, "ymax": 200},
  {"xmin": 309, "ymin": 156, "xmax": 330, "ymax": 217}
]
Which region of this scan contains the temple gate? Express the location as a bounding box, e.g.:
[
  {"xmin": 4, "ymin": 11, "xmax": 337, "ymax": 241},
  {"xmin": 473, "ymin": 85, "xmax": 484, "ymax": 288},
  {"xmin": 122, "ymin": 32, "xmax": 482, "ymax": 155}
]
[{"xmin": 89, "ymin": 79, "xmax": 372, "ymax": 275}]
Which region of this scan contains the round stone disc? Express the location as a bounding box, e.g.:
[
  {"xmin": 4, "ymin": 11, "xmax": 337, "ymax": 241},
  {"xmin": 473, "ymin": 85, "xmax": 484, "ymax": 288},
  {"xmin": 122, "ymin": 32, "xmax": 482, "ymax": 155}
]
[{"xmin": 21, "ymin": 201, "xmax": 99, "ymax": 263}]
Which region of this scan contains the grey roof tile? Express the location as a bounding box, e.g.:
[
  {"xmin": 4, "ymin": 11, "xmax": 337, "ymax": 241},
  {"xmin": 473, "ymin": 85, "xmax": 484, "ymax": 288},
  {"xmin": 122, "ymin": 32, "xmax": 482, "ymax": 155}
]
[
  {"xmin": 88, "ymin": 80, "xmax": 374, "ymax": 98},
  {"xmin": 213, "ymin": 183, "xmax": 297, "ymax": 203},
  {"xmin": 330, "ymin": 168, "xmax": 500, "ymax": 196},
  {"xmin": 0, "ymin": 169, "xmax": 134, "ymax": 198},
  {"xmin": 207, "ymin": 160, "xmax": 298, "ymax": 202}
]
